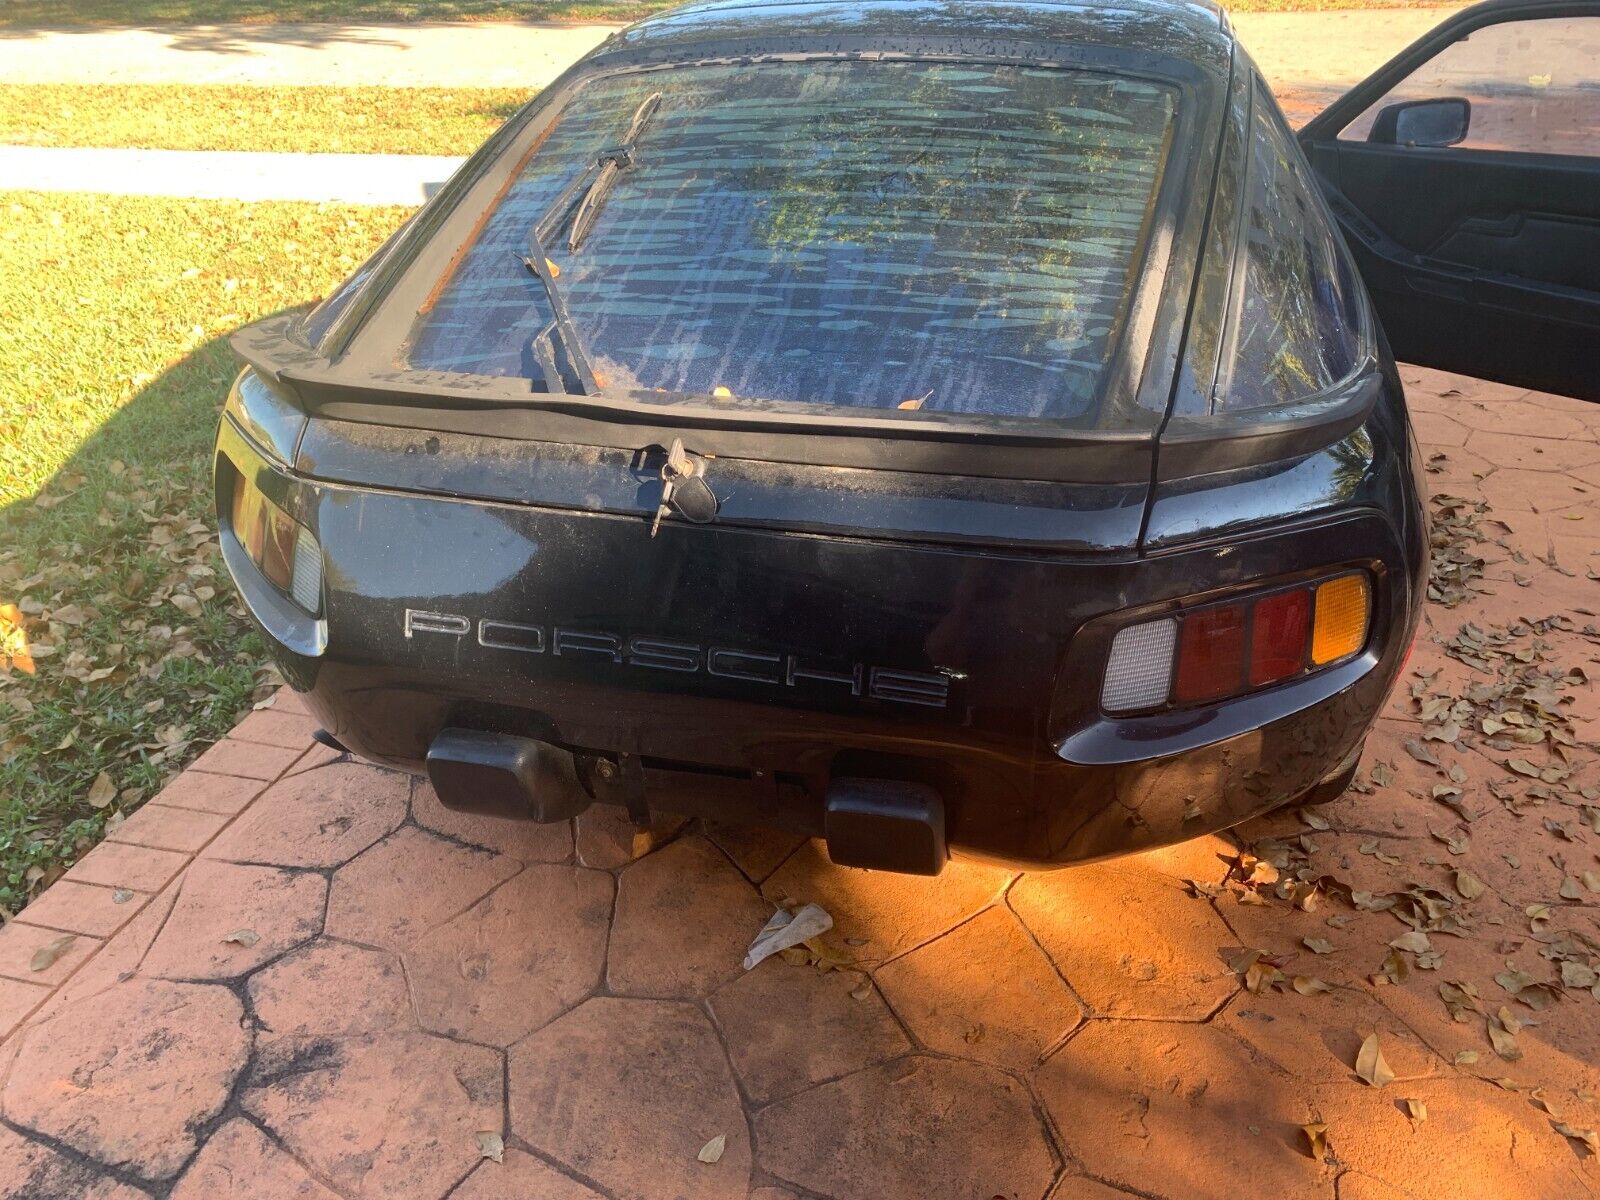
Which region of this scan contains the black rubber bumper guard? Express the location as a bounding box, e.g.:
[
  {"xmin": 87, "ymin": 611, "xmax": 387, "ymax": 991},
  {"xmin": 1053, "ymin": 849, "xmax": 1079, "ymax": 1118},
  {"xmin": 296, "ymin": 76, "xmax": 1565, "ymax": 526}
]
[{"xmin": 425, "ymin": 728, "xmax": 948, "ymax": 876}]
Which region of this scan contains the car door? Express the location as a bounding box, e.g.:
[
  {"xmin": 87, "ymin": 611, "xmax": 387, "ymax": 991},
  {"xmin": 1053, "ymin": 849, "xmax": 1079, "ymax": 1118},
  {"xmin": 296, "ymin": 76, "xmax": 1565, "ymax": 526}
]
[{"xmin": 1299, "ymin": 0, "xmax": 1600, "ymax": 401}]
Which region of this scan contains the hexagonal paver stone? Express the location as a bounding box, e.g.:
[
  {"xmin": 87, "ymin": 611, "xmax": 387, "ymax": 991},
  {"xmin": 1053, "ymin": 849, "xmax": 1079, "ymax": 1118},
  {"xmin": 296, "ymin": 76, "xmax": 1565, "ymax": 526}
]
[
  {"xmin": 1051, "ymin": 1177, "xmax": 1141, "ymax": 1200},
  {"xmin": 1035, "ymin": 1022, "xmax": 1324, "ymax": 1200},
  {"xmin": 170, "ymin": 1118, "xmax": 340, "ymax": 1200},
  {"xmin": 325, "ymin": 825, "xmax": 519, "ymax": 952},
  {"xmin": 408, "ymin": 863, "xmax": 612, "ymax": 1045},
  {"xmin": 574, "ymin": 804, "xmax": 689, "ymax": 869},
  {"xmin": 0, "ymin": 1123, "xmax": 149, "ymax": 1200},
  {"xmin": 607, "ymin": 836, "xmax": 770, "ymax": 999},
  {"xmin": 1315, "ymin": 1078, "xmax": 1588, "ymax": 1200},
  {"xmin": 245, "ymin": 1031, "xmax": 502, "ymax": 1199},
  {"xmin": 3, "ymin": 978, "xmax": 249, "ymax": 1179},
  {"xmin": 204, "ymin": 762, "xmax": 407, "ymax": 869},
  {"xmin": 875, "ymin": 906, "xmax": 1082, "ymax": 1070},
  {"xmin": 248, "ymin": 940, "xmax": 412, "ymax": 1053},
  {"xmin": 702, "ymin": 820, "xmax": 808, "ymax": 884},
  {"xmin": 1220, "ymin": 983, "xmax": 1443, "ymax": 1085},
  {"xmin": 1009, "ymin": 865, "xmax": 1236, "ymax": 1020},
  {"xmin": 412, "ymin": 780, "xmax": 573, "ymax": 863},
  {"xmin": 708, "ymin": 959, "xmax": 911, "ymax": 1104},
  {"xmin": 510, "ymin": 997, "xmax": 749, "ymax": 1200},
  {"xmin": 452, "ymin": 1149, "xmax": 604, "ymax": 1200},
  {"xmin": 1465, "ymin": 429, "xmax": 1600, "ymax": 474},
  {"xmin": 762, "ymin": 841, "xmax": 1013, "ymax": 965},
  {"xmin": 142, "ymin": 859, "xmax": 325, "ymax": 981},
  {"xmin": 755, "ymin": 1056, "xmax": 1056, "ymax": 1200}
]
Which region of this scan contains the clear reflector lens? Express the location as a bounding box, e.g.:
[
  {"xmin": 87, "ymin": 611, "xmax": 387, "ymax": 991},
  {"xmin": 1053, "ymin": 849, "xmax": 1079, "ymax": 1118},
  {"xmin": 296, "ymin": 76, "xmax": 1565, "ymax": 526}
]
[
  {"xmin": 1101, "ymin": 618, "xmax": 1177, "ymax": 713},
  {"xmin": 290, "ymin": 526, "xmax": 323, "ymax": 615}
]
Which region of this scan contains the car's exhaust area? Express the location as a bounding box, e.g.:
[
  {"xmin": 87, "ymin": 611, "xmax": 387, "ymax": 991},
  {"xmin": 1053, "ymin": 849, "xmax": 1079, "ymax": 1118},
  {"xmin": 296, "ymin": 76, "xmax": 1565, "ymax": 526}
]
[{"xmin": 424, "ymin": 727, "xmax": 952, "ymax": 875}]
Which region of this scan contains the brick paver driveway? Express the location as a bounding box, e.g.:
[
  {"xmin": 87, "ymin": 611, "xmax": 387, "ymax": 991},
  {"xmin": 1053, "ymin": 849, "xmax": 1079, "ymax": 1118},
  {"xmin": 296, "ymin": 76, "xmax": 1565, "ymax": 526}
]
[{"xmin": 2, "ymin": 368, "xmax": 1598, "ymax": 1200}]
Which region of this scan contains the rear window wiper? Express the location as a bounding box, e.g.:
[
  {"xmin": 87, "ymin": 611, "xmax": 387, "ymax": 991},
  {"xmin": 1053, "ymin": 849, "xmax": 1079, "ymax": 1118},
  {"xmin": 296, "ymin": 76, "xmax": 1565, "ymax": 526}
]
[
  {"xmin": 569, "ymin": 91, "xmax": 662, "ymax": 252},
  {"xmin": 515, "ymin": 91, "xmax": 664, "ymax": 396},
  {"xmin": 512, "ymin": 92, "xmax": 662, "ymax": 400}
]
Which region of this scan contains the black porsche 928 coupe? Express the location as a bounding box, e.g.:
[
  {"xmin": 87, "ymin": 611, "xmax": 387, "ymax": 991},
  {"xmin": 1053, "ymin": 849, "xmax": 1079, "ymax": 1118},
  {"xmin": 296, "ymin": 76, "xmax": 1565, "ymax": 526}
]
[{"xmin": 216, "ymin": 0, "xmax": 1600, "ymax": 874}]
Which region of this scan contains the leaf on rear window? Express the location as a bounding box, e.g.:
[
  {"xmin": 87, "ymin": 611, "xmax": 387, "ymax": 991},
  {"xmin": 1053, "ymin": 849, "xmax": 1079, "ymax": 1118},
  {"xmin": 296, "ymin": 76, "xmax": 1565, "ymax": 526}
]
[
  {"xmin": 221, "ymin": 928, "xmax": 259, "ymax": 948},
  {"xmin": 1355, "ymin": 1033, "xmax": 1395, "ymax": 1087},
  {"xmin": 698, "ymin": 1134, "xmax": 726, "ymax": 1164},
  {"xmin": 29, "ymin": 934, "xmax": 75, "ymax": 972},
  {"xmin": 475, "ymin": 1131, "xmax": 504, "ymax": 1163}
]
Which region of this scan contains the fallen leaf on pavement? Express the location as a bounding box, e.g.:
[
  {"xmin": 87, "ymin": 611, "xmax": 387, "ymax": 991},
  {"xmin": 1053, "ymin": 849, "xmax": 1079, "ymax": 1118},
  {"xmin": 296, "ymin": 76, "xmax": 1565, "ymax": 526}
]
[
  {"xmin": 1405, "ymin": 1098, "xmax": 1428, "ymax": 1125},
  {"xmin": 1301, "ymin": 1122, "xmax": 1329, "ymax": 1163},
  {"xmin": 1553, "ymin": 1122, "xmax": 1599, "ymax": 1155},
  {"xmin": 698, "ymin": 1134, "xmax": 727, "ymax": 1164},
  {"xmin": 221, "ymin": 929, "xmax": 259, "ymax": 947},
  {"xmin": 1355, "ymin": 1033, "xmax": 1395, "ymax": 1087},
  {"xmin": 29, "ymin": 934, "xmax": 75, "ymax": 972},
  {"xmin": 475, "ymin": 1131, "xmax": 503, "ymax": 1163},
  {"xmin": 1303, "ymin": 937, "xmax": 1335, "ymax": 955},
  {"xmin": 1293, "ymin": 976, "xmax": 1333, "ymax": 996}
]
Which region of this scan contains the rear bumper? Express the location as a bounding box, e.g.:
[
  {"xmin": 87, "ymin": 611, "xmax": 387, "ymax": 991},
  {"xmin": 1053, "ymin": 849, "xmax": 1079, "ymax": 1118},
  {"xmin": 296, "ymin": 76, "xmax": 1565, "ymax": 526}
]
[{"xmin": 216, "ymin": 412, "xmax": 1424, "ymax": 870}]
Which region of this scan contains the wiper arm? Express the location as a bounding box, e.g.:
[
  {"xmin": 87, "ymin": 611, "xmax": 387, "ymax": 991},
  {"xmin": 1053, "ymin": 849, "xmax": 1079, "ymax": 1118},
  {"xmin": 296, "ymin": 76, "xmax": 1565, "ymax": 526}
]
[
  {"xmin": 518, "ymin": 233, "xmax": 599, "ymax": 396},
  {"xmin": 569, "ymin": 91, "xmax": 662, "ymax": 253},
  {"xmin": 513, "ymin": 90, "xmax": 664, "ymax": 395}
]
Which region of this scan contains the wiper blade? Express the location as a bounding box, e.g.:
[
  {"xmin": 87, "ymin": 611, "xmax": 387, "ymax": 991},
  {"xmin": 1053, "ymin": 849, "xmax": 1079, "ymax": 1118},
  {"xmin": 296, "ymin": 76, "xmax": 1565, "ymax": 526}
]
[
  {"xmin": 569, "ymin": 91, "xmax": 662, "ymax": 253},
  {"xmin": 513, "ymin": 90, "xmax": 663, "ymax": 395},
  {"xmin": 518, "ymin": 234, "xmax": 598, "ymax": 396}
]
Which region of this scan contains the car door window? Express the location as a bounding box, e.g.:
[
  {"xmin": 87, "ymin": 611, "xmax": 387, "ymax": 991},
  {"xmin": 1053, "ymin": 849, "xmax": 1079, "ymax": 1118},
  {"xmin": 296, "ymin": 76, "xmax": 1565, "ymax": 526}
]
[{"xmin": 1337, "ymin": 15, "xmax": 1600, "ymax": 157}]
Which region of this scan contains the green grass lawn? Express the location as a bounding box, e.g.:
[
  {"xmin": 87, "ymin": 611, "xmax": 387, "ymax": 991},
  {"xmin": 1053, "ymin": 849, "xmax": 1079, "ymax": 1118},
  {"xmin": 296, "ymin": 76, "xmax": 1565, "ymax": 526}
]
[
  {"xmin": 0, "ymin": 191, "xmax": 411, "ymax": 915},
  {"xmin": 0, "ymin": 84, "xmax": 533, "ymax": 154}
]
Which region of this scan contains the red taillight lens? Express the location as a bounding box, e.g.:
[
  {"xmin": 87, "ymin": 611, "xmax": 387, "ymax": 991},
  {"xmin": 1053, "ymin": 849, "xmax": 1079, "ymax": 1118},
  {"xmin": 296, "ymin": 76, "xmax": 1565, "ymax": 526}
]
[
  {"xmin": 1174, "ymin": 603, "xmax": 1245, "ymax": 703},
  {"xmin": 1248, "ymin": 588, "xmax": 1310, "ymax": 686},
  {"xmin": 1101, "ymin": 573, "xmax": 1372, "ymax": 715}
]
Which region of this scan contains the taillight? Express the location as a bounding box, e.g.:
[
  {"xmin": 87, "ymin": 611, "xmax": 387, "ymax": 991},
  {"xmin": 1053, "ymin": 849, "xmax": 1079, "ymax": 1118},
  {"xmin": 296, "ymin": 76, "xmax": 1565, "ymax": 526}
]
[
  {"xmin": 228, "ymin": 467, "xmax": 322, "ymax": 615},
  {"xmin": 1101, "ymin": 572, "xmax": 1370, "ymax": 715}
]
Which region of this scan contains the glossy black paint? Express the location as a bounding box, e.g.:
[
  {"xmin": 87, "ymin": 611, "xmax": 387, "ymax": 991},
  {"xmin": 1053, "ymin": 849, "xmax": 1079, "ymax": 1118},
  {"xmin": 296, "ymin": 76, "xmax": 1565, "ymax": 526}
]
[{"xmin": 214, "ymin": 0, "xmax": 1433, "ymax": 869}]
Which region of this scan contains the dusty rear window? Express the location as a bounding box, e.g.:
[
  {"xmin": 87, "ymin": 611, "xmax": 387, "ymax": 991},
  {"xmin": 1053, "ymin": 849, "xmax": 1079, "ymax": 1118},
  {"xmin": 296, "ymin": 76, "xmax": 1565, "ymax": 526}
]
[{"xmin": 407, "ymin": 60, "xmax": 1176, "ymax": 422}]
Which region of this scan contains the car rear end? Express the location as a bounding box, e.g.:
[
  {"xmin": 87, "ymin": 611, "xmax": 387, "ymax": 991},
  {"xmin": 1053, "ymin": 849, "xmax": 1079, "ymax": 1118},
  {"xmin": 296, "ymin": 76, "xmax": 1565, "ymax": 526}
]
[{"xmin": 214, "ymin": 1, "xmax": 1426, "ymax": 872}]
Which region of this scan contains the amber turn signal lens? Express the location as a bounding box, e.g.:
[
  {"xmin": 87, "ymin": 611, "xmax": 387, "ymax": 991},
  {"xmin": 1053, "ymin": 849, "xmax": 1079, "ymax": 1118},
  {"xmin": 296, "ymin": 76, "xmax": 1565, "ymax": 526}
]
[{"xmin": 1311, "ymin": 574, "xmax": 1370, "ymax": 666}]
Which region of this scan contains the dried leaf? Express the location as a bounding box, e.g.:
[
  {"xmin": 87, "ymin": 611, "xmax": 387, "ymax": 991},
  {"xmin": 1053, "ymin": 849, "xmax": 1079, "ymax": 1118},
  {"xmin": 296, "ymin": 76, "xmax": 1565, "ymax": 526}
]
[
  {"xmin": 111, "ymin": 888, "xmax": 134, "ymax": 904},
  {"xmin": 697, "ymin": 1134, "xmax": 727, "ymax": 1164},
  {"xmin": 29, "ymin": 934, "xmax": 75, "ymax": 972},
  {"xmin": 1302, "ymin": 937, "xmax": 1336, "ymax": 955},
  {"xmin": 1293, "ymin": 975, "xmax": 1333, "ymax": 996},
  {"xmin": 1405, "ymin": 1098, "xmax": 1428, "ymax": 1125},
  {"xmin": 1553, "ymin": 1122, "xmax": 1599, "ymax": 1155},
  {"xmin": 1390, "ymin": 930, "xmax": 1433, "ymax": 955},
  {"xmin": 1355, "ymin": 1033, "xmax": 1395, "ymax": 1087},
  {"xmin": 86, "ymin": 771, "xmax": 116, "ymax": 809},
  {"xmin": 1454, "ymin": 1049, "xmax": 1479, "ymax": 1066},
  {"xmin": 221, "ymin": 928, "xmax": 259, "ymax": 948},
  {"xmin": 475, "ymin": 1131, "xmax": 504, "ymax": 1163},
  {"xmin": 1488, "ymin": 1019, "xmax": 1522, "ymax": 1062},
  {"xmin": 1454, "ymin": 869, "xmax": 1486, "ymax": 900},
  {"xmin": 1301, "ymin": 1122, "xmax": 1329, "ymax": 1163}
]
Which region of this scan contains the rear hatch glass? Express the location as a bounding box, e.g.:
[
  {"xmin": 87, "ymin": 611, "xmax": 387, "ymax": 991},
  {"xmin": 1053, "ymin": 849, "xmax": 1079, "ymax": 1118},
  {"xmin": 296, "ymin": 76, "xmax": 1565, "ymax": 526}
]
[{"xmin": 407, "ymin": 60, "xmax": 1176, "ymax": 424}]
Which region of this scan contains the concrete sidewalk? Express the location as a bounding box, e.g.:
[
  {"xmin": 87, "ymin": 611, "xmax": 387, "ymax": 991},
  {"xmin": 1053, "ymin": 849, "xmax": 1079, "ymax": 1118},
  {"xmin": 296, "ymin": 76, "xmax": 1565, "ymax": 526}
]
[
  {"xmin": 0, "ymin": 363, "xmax": 1597, "ymax": 1199},
  {"xmin": 0, "ymin": 143, "xmax": 464, "ymax": 204},
  {"xmin": 0, "ymin": 9, "xmax": 1456, "ymax": 114}
]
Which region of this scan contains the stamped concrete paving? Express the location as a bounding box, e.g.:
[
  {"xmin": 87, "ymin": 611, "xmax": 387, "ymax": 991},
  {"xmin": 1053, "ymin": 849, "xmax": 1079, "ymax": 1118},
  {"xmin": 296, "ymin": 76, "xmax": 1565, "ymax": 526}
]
[{"xmin": 3, "ymin": 367, "xmax": 1600, "ymax": 1199}]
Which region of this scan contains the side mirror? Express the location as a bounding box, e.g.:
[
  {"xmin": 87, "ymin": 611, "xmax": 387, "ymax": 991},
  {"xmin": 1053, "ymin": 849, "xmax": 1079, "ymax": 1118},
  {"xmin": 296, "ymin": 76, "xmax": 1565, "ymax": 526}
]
[{"xmin": 1368, "ymin": 97, "xmax": 1471, "ymax": 148}]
